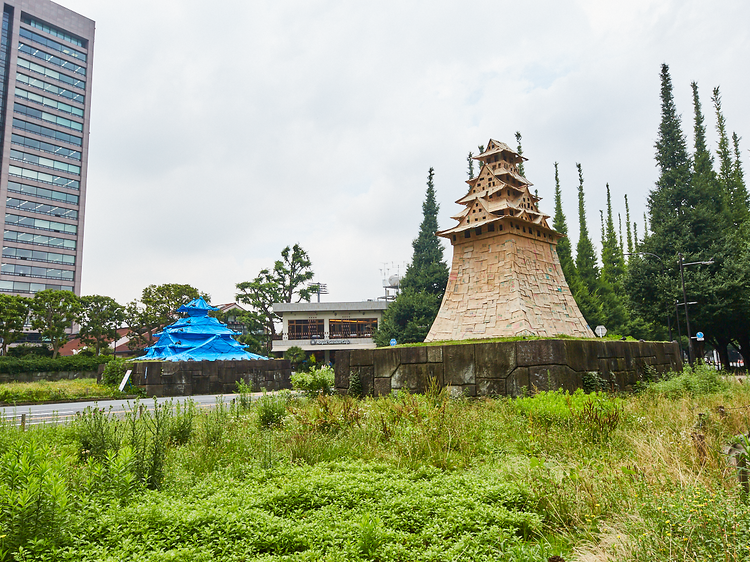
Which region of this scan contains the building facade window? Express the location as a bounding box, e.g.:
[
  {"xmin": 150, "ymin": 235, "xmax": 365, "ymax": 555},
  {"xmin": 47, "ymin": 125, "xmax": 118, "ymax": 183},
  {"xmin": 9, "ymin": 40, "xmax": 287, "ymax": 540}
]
[
  {"xmin": 5, "ymin": 213, "xmax": 77, "ymax": 234},
  {"xmin": 18, "ymin": 43, "xmax": 86, "ymax": 75},
  {"xmin": 17, "ymin": 57, "xmax": 85, "ymax": 89},
  {"xmin": 4, "ymin": 229, "xmax": 76, "ymax": 250},
  {"xmin": 2, "ymin": 245, "xmax": 74, "ymax": 264},
  {"xmin": 1, "ymin": 262, "xmax": 73, "ymax": 280},
  {"xmin": 18, "ymin": 27, "xmax": 86, "ymax": 61},
  {"xmin": 15, "ymin": 87, "xmax": 83, "ymax": 116},
  {"xmin": 328, "ymin": 318, "xmax": 378, "ymax": 338},
  {"xmin": 14, "ymin": 102, "xmax": 83, "ymax": 131},
  {"xmin": 17, "ymin": 72, "xmax": 84, "ymax": 103},
  {"xmin": 8, "ymin": 165, "xmax": 79, "ymax": 189},
  {"xmin": 13, "ymin": 117, "xmax": 82, "ymax": 145},
  {"xmin": 287, "ymin": 319, "xmax": 324, "ymax": 339},
  {"xmin": 21, "ymin": 15, "xmax": 86, "ymax": 48},
  {"xmin": 6, "ymin": 197, "xmax": 78, "ymax": 219},
  {"xmin": 11, "ymin": 133, "xmax": 81, "ymax": 160},
  {"xmin": 0, "ymin": 279, "xmax": 72, "ymax": 293},
  {"xmin": 9, "ymin": 148, "xmax": 80, "ymax": 174},
  {"xmin": 7, "ymin": 181, "xmax": 78, "ymax": 204}
]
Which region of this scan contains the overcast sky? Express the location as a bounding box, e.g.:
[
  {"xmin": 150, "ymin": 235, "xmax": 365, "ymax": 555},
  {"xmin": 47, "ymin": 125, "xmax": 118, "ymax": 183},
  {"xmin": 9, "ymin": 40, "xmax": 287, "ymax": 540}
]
[{"xmin": 64, "ymin": 0, "xmax": 750, "ymax": 306}]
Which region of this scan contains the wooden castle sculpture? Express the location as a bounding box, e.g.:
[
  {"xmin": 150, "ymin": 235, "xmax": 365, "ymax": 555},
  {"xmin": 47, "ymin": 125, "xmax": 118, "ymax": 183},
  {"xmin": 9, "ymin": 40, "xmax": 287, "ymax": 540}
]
[{"xmin": 425, "ymin": 139, "xmax": 594, "ymax": 341}]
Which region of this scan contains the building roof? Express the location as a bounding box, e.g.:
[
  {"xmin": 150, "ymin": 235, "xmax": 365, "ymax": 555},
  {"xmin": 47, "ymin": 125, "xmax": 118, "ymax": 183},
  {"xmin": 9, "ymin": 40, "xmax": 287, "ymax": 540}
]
[{"xmin": 272, "ymin": 301, "xmax": 388, "ymax": 313}]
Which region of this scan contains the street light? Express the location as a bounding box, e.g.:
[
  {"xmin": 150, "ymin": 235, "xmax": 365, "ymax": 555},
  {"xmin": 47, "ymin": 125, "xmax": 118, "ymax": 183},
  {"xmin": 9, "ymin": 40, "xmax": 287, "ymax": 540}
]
[
  {"xmin": 625, "ymin": 252, "xmax": 673, "ymax": 341},
  {"xmin": 679, "ymin": 253, "xmax": 714, "ymax": 365}
]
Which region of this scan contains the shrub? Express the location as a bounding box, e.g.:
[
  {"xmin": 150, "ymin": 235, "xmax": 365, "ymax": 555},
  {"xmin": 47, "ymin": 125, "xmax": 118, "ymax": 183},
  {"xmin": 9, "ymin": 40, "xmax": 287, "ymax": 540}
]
[
  {"xmin": 101, "ymin": 357, "xmax": 132, "ymax": 386},
  {"xmin": 291, "ymin": 365, "xmax": 335, "ymax": 396},
  {"xmin": 643, "ymin": 364, "xmax": 730, "ymax": 398},
  {"xmin": 257, "ymin": 391, "xmax": 289, "ymax": 429},
  {"xmin": 0, "ymin": 354, "xmax": 111, "ymax": 375},
  {"xmin": 284, "ymin": 346, "xmax": 306, "ymax": 372},
  {"xmin": 581, "ymin": 371, "xmax": 607, "ymax": 393}
]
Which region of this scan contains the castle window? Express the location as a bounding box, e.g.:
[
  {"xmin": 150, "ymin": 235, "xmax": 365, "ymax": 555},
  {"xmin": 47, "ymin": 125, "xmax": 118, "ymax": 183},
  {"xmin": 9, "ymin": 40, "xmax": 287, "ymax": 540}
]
[
  {"xmin": 488, "ymin": 223, "xmax": 495, "ymax": 232},
  {"xmin": 452, "ymin": 235, "xmax": 456, "ymax": 241},
  {"xmin": 499, "ymin": 225, "xmax": 503, "ymax": 231},
  {"xmin": 464, "ymin": 231, "xmax": 471, "ymax": 239},
  {"xmin": 475, "ymin": 227, "xmax": 482, "ymax": 235}
]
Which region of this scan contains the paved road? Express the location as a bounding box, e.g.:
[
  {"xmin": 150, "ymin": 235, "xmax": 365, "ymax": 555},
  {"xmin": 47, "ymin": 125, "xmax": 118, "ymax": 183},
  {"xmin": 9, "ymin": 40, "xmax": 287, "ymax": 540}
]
[{"xmin": 2, "ymin": 393, "xmax": 264, "ymax": 427}]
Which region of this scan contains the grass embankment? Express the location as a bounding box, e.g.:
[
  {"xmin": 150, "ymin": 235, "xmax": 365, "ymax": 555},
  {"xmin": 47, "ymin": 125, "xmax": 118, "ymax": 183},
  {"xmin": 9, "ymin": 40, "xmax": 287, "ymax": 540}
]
[
  {"xmin": 0, "ymin": 378, "xmax": 126, "ymax": 405},
  {"xmin": 1, "ymin": 366, "xmax": 749, "ymax": 561}
]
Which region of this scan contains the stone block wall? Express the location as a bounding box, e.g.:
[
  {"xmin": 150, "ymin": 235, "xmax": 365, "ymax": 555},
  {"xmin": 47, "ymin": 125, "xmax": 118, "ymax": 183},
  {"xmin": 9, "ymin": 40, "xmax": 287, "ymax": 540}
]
[
  {"xmin": 0, "ymin": 371, "xmax": 98, "ymax": 384},
  {"xmin": 131, "ymin": 359, "xmax": 291, "ymax": 397},
  {"xmin": 335, "ymin": 339, "xmax": 682, "ymax": 397}
]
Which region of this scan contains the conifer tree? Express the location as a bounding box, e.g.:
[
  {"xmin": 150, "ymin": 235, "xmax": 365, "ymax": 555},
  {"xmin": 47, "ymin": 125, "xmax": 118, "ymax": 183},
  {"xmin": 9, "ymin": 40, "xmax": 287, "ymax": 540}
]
[
  {"xmin": 515, "ymin": 131, "xmax": 525, "ymax": 176},
  {"xmin": 713, "ymin": 87, "xmax": 749, "ymax": 225},
  {"xmin": 625, "ymin": 194, "xmax": 633, "ymax": 255},
  {"xmin": 376, "ymin": 168, "xmax": 449, "ymax": 345},
  {"xmin": 467, "ymin": 152, "xmax": 474, "ymax": 179},
  {"xmin": 575, "ymin": 163, "xmax": 599, "ymax": 293},
  {"xmin": 552, "ymin": 162, "xmax": 578, "ymax": 288},
  {"xmin": 572, "ymin": 163, "xmax": 602, "ymax": 327}
]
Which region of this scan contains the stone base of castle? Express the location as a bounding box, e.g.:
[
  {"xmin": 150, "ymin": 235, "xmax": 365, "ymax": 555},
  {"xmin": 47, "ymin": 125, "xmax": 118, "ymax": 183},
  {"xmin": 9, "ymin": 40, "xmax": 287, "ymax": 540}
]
[{"xmin": 426, "ymin": 231, "xmax": 593, "ymax": 342}]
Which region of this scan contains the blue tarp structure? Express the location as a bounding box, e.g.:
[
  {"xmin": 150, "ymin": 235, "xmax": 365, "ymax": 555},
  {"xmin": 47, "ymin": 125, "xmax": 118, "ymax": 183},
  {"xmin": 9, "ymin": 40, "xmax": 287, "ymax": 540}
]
[{"xmin": 137, "ymin": 297, "xmax": 267, "ymax": 361}]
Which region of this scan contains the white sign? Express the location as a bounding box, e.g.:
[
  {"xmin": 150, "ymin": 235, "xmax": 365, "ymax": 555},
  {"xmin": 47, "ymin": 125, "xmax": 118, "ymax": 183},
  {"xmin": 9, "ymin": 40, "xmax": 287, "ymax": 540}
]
[
  {"xmin": 118, "ymin": 369, "xmax": 132, "ymax": 392},
  {"xmin": 595, "ymin": 325, "xmax": 607, "ymax": 338}
]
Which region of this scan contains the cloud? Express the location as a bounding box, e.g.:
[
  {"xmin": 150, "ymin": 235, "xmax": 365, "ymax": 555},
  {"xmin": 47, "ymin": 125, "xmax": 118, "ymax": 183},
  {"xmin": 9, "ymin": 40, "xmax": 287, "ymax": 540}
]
[{"xmin": 68, "ymin": 0, "xmax": 750, "ymax": 306}]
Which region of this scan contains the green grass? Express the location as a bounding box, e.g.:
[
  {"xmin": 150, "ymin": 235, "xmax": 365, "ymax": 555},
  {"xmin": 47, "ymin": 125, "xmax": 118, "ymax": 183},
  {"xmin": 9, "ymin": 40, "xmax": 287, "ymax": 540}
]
[
  {"xmin": 0, "ymin": 378, "xmax": 127, "ymax": 405},
  {"xmin": 393, "ymin": 334, "xmax": 656, "ymax": 348},
  {"xmin": 1, "ymin": 365, "xmax": 749, "ymax": 561}
]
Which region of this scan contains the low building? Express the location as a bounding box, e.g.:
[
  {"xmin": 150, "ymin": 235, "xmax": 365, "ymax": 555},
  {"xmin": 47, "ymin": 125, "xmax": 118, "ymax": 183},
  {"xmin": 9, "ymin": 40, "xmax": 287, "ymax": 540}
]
[{"xmin": 271, "ymin": 301, "xmax": 388, "ymax": 363}]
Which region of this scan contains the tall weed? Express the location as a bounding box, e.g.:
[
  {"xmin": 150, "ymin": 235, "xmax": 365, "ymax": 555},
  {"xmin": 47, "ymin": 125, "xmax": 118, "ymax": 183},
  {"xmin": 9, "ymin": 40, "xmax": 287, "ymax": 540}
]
[{"xmin": 0, "ymin": 437, "xmax": 70, "ymax": 556}]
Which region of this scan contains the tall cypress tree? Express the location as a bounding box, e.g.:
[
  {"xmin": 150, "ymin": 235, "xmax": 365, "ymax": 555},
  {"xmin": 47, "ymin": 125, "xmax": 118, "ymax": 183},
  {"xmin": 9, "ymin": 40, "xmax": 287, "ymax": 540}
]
[
  {"xmin": 625, "ymin": 195, "xmax": 633, "ymax": 255},
  {"xmin": 552, "ymin": 162, "xmax": 578, "ymax": 288},
  {"xmin": 467, "ymin": 152, "xmax": 474, "ymax": 179},
  {"xmin": 575, "ymin": 163, "xmax": 599, "ymax": 293},
  {"xmin": 713, "ymin": 87, "xmax": 749, "ymax": 225},
  {"xmin": 375, "ymin": 168, "xmax": 449, "ymax": 345},
  {"xmin": 572, "ymin": 163, "xmax": 602, "ymax": 327},
  {"xmin": 515, "ymin": 131, "xmax": 525, "ymax": 177}
]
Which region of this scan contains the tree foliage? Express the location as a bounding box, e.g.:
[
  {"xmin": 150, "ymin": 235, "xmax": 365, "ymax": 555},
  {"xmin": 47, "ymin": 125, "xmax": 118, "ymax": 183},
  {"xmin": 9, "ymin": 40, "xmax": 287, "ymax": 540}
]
[
  {"xmin": 29, "ymin": 289, "xmax": 81, "ymax": 358},
  {"xmin": 236, "ymin": 244, "xmax": 315, "ymax": 348},
  {"xmin": 77, "ymin": 295, "xmax": 125, "ymax": 355},
  {"xmin": 0, "ymin": 295, "xmax": 29, "ymax": 355},
  {"xmin": 125, "ymin": 284, "xmax": 207, "ymax": 350},
  {"xmin": 376, "ymin": 168, "xmax": 448, "ymax": 346}
]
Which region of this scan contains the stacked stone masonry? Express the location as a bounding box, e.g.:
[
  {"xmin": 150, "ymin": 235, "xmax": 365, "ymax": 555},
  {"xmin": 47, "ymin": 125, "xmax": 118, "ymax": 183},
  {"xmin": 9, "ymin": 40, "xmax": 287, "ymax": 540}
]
[
  {"xmin": 131, "ymin": 359, "xmax": 291, "ymax": 397},
  {"xmin": 335, "ymin": 340, "xmax": 682, "ymax": 397}
]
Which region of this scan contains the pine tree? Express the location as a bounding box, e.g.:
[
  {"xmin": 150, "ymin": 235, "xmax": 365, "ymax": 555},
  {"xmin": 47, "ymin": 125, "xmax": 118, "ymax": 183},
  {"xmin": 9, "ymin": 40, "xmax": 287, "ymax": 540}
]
[
  {"xmin": 467, "ymin": 152, "xmax": 474, "ymax": 179},
  {"xmin": 376, "ymin": 168, "xmax": 449, "ymax": 345}
]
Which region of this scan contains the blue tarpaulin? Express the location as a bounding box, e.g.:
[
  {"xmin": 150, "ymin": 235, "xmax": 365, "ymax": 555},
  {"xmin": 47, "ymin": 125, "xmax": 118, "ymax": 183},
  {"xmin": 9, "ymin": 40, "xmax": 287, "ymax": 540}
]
[{"xmin": 137, "ymin": 297, "xmax": 267, "ymax": 361}]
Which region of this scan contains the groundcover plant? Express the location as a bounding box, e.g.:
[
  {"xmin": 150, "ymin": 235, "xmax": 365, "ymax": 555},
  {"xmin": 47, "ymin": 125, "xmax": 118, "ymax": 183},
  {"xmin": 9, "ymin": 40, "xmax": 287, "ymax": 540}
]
[{"xmin": 0, "ymin": 365, "xmax": 748, "ymax": 561}]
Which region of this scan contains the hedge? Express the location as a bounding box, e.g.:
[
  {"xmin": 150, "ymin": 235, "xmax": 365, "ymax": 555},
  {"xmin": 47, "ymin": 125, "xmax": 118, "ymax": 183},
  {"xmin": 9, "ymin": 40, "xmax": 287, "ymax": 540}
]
[{"xmin": 0, "ymin": 355, "xmax": 113, "ymax": 375}]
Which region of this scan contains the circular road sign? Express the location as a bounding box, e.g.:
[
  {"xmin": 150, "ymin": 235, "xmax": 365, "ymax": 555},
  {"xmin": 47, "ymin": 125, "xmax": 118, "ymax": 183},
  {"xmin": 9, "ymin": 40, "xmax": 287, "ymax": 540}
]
[
  {"xmin": 595, "ymin": 325, "xmax": 607, "ymax": 338},
  {"xmin": 389, "ymin": 338, "xmax": 397, "ymax": 346},
  {"xmin": 696, "ymin": 331, "xmax": 704, "ymax": 341}
]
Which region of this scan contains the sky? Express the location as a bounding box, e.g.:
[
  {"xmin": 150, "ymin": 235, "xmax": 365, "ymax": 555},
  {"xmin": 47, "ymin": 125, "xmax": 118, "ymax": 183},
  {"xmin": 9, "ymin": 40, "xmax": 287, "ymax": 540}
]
[{"xmin": 65, "ymin": 0, "xmax": 750, "ymax": 307}]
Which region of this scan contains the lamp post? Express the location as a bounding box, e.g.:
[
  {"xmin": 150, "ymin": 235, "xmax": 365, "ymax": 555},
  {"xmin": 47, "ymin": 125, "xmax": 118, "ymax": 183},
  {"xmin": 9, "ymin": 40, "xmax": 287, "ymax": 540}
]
[
  {"xmin": 678, "ymin": 253, "xmax": 714, "ymax": 365},
  {"xmin": 626, "ymin": 252, "xmax": 673, "ymax": 341}
]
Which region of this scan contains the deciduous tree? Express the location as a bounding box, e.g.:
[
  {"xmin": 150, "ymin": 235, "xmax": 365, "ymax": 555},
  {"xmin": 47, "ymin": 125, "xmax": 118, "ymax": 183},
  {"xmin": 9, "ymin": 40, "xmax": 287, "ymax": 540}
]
[
  {"xmin": 29, "ymin": 289, "xmax": 81, "ymax": 358},
  {"xmin": 77, "ymin": 295, "xmax": 125, "ymax": 355},
  {"xmin": 0, "ymin": 294, "xmax": 29, "ymax": 355}
]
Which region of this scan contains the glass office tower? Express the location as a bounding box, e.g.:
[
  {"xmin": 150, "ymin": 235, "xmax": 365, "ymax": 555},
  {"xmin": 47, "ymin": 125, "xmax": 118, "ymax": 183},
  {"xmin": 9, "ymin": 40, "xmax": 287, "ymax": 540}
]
[{"xmin": 0, "ymin": 0, "xmax": 93, "ymax": 297}]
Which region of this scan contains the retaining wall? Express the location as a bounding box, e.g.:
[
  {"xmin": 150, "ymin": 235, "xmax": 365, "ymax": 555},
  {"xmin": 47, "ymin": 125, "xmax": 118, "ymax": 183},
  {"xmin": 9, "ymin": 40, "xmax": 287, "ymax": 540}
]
[
  {"xmin": 335, "ymin": 339, "xmax": 682, "ymax": 397},
  {"xmin": 131, "ymin": 359, "xmax": 292, "ymax": 397},
  {"xmin": 0, "ymin": 371, "xmax": 98, "ymax": 384}
]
